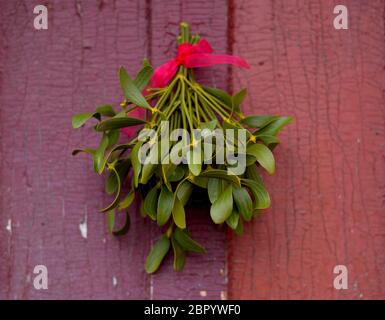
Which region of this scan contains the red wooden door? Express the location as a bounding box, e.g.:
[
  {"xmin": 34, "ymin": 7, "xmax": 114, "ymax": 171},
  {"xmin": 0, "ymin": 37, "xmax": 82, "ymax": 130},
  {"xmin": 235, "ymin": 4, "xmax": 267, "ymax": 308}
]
[{"xmin": 0, "ymin": 0, "xmax": 384, "ymax": 300}]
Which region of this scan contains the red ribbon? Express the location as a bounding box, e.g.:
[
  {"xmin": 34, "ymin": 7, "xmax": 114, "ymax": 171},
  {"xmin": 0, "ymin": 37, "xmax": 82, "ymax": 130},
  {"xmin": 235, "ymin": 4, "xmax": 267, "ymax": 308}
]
[{"xmin": 150, "ymin": 39, "xmax": 249, "ymax": 88}]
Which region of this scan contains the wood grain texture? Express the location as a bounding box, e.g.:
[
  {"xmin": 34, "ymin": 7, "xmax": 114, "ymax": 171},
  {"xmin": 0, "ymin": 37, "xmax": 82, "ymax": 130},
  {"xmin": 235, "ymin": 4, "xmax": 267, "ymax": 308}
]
[
  {"xmin": 148, "ymin": 0, "xmax": 228, "ymax": 300},
  {"xmin": 228, "ymin": 0, "xmax": 385, "ymax": 299},
  {"xmin": 0, "ymin": 0, "xmax": 227, "ymax": 299}
]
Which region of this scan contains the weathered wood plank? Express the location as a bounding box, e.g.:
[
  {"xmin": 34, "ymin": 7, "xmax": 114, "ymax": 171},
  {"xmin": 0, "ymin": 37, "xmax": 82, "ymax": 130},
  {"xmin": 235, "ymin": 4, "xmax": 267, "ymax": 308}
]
[
  {"xmin": 228, "ymin": 0, "xmax": 385, "ymax": 299},
  {"xmin": 0, "ymin": 0, "xmax": 149, "ymax": 299},
  {"xmin": 148, "ymin": 0, "xmax": 228, "ymax": 300},
  {"xmin": 0, "ymin": 0, "xmax": 229, "ymax": 299}
]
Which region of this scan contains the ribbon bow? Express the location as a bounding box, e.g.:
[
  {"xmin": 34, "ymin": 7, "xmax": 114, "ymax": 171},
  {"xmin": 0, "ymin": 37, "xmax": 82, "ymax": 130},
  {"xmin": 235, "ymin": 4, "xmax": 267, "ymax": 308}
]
[{"xmin": 150, "ymin": 39, "xmax": 249, "ymax": 88}]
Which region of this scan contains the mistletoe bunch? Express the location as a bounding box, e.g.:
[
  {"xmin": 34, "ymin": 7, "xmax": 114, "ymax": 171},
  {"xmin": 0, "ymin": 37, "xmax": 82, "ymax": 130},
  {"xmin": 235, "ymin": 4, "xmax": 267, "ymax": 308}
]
[{"xmin": 72, "ymin": 23, "xmax": 292, "ymax": 273}]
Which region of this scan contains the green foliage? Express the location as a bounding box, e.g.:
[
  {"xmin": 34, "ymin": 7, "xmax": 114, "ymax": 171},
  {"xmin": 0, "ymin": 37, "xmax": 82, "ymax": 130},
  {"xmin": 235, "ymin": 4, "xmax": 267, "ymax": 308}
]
[{"xmin": 72, "ymin": 22, "xmax": 292, "ymax": 274}]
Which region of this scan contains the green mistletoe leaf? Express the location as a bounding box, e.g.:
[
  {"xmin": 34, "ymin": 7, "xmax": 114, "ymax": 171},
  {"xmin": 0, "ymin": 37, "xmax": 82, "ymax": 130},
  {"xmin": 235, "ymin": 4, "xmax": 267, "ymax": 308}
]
[
  {"xmin": 187, "ymin": 146, "xmax": 202, "ymax": 176},
  {"xmin": 226, "ymin": 209, "xmax": 240, "ymax": 230},
  {"xmin": 72, "ymin": 148, "xmax": 95, "ymax": 156},
  {"xmin": 241, "ymin": 178, "xmax": 271, "ymax": 209},
  {"xmin": 157, "ymin": 185, "xmax": 174, "ymax": 226},
  {"xmin": 176, "ymin": 180, "xmax": 193, "ymax": 206},
  {"xmin": 167, "ymin": 166, "xmax": 185, "ymax": 182},
  {"xmin": 207, "ymin": 178, "xmax": 223, "ymax": 204},
  {"xmin": 172, "ymin": 196, "xmax": 186, "ymax": 229},
  {"xmin": 240, "ymin": 115, "xmax": 279, "ymax": 129},
  {"xmin": 255, "ymin": 134, "xmax": 280, "ymax": 146},
  {"xmin": 245, "ymin": 165, "xmax": 264, "ymax": 183},
  {"xmin": 246, "ymin": 143, "xmax": 275, "ymax": 175},
  {"xmin": 105, "ymin": 159, "xmax": 130, "ymax": 195},
  {"xmin": 72, "ymin": 113, "xmax": 96, "ymax": 129},
  {"xmin": 131, "ymin": 141, "xmax": 143, "ymax": 188},
  {"xmin": 93, "ymin": 133, "xmax": 109, "ymax": 173},
  {"xmin": 232, "ymin": 186, "xmax": 253, "ymax": 221},
  {"xmin": 100, "ymin": 166, "xmax": 121, "ymax": 212},
  {"xmin": 171, "ymin": 237, "xmax": 186, "ymax": 272},
  {"xmin": 173, "ymin": 228, "xmax": 206, "ymax": 253},
  {"xmin": 133, "ymin": 60, "xmax": 153, "ymax": 91},
  {"xmin": 199, "ymin": 169, "xmax": 241, "ymax": 187},
  {"xmin": 202, "ymin": 86, "xmax": 232, "ymax": 108},
  {"xmin": 199, "ymin": 119, "xmax": 218, "ymax": 131},
  {"xmin": 255, "ymin": 116, "xmax": 293, "ymax": 136},
  {"xmin": 232, "ymin": 88, "xmax": 247, "ymax": 112},
  {"xmin": 107, "ymin": 209, "xmax": 115, "ymax": 234},
  {"xmin": 106, "ymin": 129, "xmax": 120, "ymax": 148},
  {"xmin": 210, "ymin": 184, "xmax": 233, "ymax": 224},
  {"xmin": 96, "ymin": 104, "xmax": 116, "ymax": 117},
  {"xmin": 235, "ymin": 216, "xmax": 244, "ymax": 235},
  {"xmin": 145, "ymin": 235, "xmax": 170, "ymax": 274},
  {"xmin": 188, "ymin": 176, "xmax": 208, "ymax": 189},
  {"xmin": 95, "ymin": 117, "xmax": 146, "ymax": 132},
  {"xmin": 112, "ymin": 211, "xmax": 131, "ymax": 236},
  {"xmin": 118, "ymin": 190, "xmax": 135, "ymax": 210},
  {"xmin": 71, "ymin": 105, "xmax": 116, "ymax": 129},
  {"xmin": 143, "ymin": 186, "xmax": 159, "ymax": 221},
  {"xmin": 119, "ymin": 66, "xmax": 151, "ymax": 110}
]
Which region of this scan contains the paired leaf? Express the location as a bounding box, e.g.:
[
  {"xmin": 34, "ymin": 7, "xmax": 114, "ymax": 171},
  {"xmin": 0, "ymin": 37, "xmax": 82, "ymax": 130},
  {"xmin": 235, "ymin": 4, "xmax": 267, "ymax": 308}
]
[
  {"xmin": 145, "ymin": 235, "xmax": 170, "ymax": 274},
  {"xmin": 199, "ymin": 169, "xmax": 241, "ymax": 187},
  {"xmin": 173, "ymin": 228, "xmax": 206, "ymax": 253},
  {"xmin": 119, "ymin": 66, "xmax": 151, "ymax": 109},
  {"xmin": 210, "ymin": 184, "xmax": 233, "ymax": 224},
  {"xmin": 241, "ymin": 115, "xmax": 278, "ymax": 128},
  {"xmin": 241, "ymin": 178, "xmax": 271, "ymax": 209},
  {"xmin": 105, "ymin": 159, "xmax": 130, "ymax": 195},
  {"xmin": 71, "ymin": 105, "xmax": 116, "ymax": 129},
  {"xmin": 255, "ymin": 116, "xmax": 293, "ymax": 136}
]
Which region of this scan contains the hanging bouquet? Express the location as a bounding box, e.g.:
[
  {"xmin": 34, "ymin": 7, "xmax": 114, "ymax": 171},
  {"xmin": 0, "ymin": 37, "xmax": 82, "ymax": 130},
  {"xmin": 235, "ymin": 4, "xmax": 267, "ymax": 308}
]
[{"xmin": 72, "ymin": 23, "xmax": 292, "ymax": 273}]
